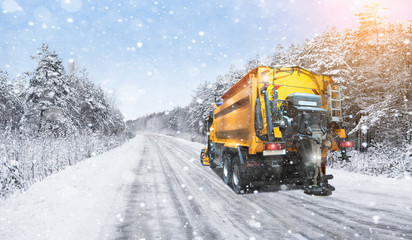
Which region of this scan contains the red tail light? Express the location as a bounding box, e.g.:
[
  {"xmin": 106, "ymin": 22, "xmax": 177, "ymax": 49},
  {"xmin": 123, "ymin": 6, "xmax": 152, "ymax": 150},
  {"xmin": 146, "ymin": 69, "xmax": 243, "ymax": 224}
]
[
  {"xmin": 265, "ymin": 142, "xmax": 285, "ymax": 150},
  {"xmin": 339, "ymin": 141, "xmax": 354, "ymax": 148}
]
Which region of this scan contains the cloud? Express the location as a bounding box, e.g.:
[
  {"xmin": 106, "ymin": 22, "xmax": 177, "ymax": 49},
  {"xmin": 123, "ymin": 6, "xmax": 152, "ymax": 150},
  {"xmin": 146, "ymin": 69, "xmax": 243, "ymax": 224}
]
[
  {"xmin": 60, "ymin": 0, "xmax": 82, "ymax": 13},
  {"xmin": 2, "ymin": 0, "xmax": 23, "ymax": 13},
  {"xmin": 33, "ymin": 6, "xmax": 52, "ymax": 22}
]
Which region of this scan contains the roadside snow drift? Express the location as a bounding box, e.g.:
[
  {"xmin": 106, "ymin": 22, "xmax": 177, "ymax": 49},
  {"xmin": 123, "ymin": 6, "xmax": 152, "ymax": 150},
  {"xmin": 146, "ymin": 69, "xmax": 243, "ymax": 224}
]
[{"xmin": 0, "ymin": 135, "xmax": 145, "ymax": 240}]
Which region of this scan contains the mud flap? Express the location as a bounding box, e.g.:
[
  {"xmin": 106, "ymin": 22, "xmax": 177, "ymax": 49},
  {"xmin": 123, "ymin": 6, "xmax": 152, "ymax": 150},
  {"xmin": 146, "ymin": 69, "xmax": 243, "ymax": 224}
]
[
  {"xmin": 300, "ymin": 139, "xmax": 336, "ymax": 196},
  {"xmin": 304, "ymin": 174, "xmax": 335, "ymax": 196}
]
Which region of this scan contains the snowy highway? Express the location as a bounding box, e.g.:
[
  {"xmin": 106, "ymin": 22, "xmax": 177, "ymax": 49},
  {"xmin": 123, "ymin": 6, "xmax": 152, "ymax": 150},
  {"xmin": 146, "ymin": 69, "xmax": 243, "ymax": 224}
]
[{"xmin": 1, "ymin": 134, "xmax": 411, "ymax": 240}]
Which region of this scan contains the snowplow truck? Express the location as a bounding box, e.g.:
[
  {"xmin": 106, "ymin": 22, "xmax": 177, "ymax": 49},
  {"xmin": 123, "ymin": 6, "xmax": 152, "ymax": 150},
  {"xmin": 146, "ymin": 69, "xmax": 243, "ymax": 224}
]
[{"xmin": 200, "ymin": 66, "xmax": 353, "ymax": 196}]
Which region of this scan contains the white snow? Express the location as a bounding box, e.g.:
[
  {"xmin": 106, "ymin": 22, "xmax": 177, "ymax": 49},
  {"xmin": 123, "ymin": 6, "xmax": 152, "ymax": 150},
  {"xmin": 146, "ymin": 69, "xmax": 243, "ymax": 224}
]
[
  {"xmin": 0, "ymin": 133, "xmax": 411, "ymax": 239},
  {"xmin": 0, "ymin": 135, "xmax": 145, "ymax": 240}
]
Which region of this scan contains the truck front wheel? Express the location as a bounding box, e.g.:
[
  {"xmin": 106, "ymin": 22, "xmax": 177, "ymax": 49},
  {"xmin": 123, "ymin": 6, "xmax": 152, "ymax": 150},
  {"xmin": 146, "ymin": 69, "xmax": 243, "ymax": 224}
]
[
  {"xmin": 232, "ymin": 156, "xmax": 246, "ymax": 194},
  {"xmin": 200, "ymin": 149, "xmax": 205, "ymax": 166}
]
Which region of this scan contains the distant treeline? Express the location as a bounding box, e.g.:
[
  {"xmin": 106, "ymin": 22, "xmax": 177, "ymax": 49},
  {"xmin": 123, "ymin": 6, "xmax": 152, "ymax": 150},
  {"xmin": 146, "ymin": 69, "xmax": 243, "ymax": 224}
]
[
  {"xmin": 128, "ymin": 3, "xmax": 411, "ymax": 178},
  {"xmin": 0, "ymin": 44, "xmax": 129, "ymax": 198}
]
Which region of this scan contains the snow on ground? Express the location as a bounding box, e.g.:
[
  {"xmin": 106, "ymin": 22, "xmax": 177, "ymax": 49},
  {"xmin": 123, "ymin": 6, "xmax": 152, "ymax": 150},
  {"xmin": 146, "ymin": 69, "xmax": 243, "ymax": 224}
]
[
  {"xmin": 0, "ymin": 135, "xmax": 145, "ymax": 240},
  {"xmin": 0, "ymin": 133, "xmax": 411, "ymax": 239},
  {"xmin": 329, "ymin": 168, "xmax": 412, "ymax": 210}
]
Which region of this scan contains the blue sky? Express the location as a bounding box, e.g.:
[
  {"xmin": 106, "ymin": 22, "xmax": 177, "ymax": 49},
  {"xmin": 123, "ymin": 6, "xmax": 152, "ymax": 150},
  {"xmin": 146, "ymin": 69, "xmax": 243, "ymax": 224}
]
[{"xmin": 1, "ymin": 0, "xmax": 410, "ymax": 120}]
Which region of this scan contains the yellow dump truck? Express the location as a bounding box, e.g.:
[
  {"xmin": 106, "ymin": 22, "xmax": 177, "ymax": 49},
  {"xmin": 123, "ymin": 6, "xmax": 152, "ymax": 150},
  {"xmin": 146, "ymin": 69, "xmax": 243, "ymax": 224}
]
[{"xmin": 201, "ymin": 66, "xmax": 353, "ymax": 195}]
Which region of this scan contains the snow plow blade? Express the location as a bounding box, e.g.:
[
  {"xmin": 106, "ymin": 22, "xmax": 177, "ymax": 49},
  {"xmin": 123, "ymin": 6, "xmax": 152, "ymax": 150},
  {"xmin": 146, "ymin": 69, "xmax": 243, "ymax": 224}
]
[{"xmin": 200, "ymin": 148, "xmax": 210, "ymax": 166}]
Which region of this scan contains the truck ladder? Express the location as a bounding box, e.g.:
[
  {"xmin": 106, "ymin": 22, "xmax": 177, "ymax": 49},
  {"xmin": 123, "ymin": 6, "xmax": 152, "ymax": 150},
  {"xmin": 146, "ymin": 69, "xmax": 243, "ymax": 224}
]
[{"xmin": 327, "ymin": 84, "xmax": 343, "ymax": 123}]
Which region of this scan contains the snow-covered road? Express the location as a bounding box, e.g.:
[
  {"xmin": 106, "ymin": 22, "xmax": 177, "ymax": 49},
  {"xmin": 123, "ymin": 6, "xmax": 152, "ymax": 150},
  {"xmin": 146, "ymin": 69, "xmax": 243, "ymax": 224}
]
[{"xmin": 1, "ymin": 134, "xmax": 411, "ymax": 239}]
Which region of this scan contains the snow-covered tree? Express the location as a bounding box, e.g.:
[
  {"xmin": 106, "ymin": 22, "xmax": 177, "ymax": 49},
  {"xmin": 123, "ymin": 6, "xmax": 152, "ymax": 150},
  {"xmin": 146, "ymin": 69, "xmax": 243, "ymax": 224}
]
[
  {"xmin": 245, "ymin": 56, "xmax": 262, "ymax": 72},
  {"xmin": 0, "ymin": 71, "xmax": 22, "ymax": 131},
  {"xmin": 345, "ymin": 21, "xmax": 411, "ymax": 146},
  {"xmin": 1, "ymin": 45, "xmax": 128, "ymax": 199},
  {"xmin": 20, "ymin": 44, "xmax": 77, "ymax": 137},
  {"xmin": 354, "ymin": 2, "xmax": 387, "ymax": 45},
  {"xmin": 298, "ymin": 28, "xmax": 353, "ymax": 79},
  {"xmin": 187, "ymin": 65, "xmax": 245, "ymax": 135},
  {"xmin": 69, "ymin": 67, "xmax": 125, "ymax": 135},
  {"xmin": 188, "ymin": 82, "xmax": 214, "ymax": 134},
  {"xmin": 270, "ymin": 44, "xmax": 288, "ymax": 68}
]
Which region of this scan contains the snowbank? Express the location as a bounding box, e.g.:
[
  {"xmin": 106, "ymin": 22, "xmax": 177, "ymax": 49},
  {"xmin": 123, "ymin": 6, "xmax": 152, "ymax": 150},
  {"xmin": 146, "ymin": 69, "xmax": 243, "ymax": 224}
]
[{"xmin": 0, "ymin": 135, "xmax": 144, "ymax": 240}]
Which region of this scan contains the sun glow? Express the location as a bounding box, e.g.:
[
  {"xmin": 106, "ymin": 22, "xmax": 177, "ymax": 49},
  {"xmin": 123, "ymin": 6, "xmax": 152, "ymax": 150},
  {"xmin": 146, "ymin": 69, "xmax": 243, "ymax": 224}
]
[{"xmin": 316, "ymin": 0, "xmax": 409, "ymax": 31}]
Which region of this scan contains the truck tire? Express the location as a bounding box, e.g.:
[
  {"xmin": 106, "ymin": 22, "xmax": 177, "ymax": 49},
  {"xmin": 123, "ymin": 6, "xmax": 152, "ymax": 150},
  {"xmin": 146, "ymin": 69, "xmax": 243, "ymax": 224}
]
[
  {"xmin": 200, "ymin": 149, "xmax": 205, "ymax": 166},
  {"xmin": 223, "ymin": 154, "xmax": 232, "ymax": 185},
  {"xmin": 232, "ymin": 156, "xmax": 247, "ymax": 194}
]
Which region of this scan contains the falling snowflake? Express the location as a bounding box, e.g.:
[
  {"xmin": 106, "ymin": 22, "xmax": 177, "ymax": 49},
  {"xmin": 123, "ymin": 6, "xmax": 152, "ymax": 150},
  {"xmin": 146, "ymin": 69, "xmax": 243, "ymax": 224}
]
[{"xmin": 372, "ymin": 216, "xmax": 381, "ymax": 224}]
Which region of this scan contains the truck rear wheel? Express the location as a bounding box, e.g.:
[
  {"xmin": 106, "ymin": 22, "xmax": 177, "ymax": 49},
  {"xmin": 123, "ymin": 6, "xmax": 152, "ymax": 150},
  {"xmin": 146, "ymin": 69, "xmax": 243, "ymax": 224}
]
[
  {"xmin": 223, "ymin": 154, "xmax": 232, "ymax": 185},
  {"xmin": 232, "ymin": 156, "xmax": 246, "ymax": 194}
]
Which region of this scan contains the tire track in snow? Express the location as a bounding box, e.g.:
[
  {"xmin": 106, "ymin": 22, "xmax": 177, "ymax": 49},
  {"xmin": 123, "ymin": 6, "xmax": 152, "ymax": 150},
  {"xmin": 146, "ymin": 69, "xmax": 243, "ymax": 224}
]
[
  {"xmin": 160, "ymin": 135, "xmax": 342, "ymax": 239},
  {"xmin": 116, "ymin": 135, "xmax": 194, "ymax": 239},
  {"xmin": 116, "ymin": 134, "xmax": 412, "ymax": 240},
  {"xmin": 156, "ymin": 136, "xmax": 255, "ymax": 239},
  {"xmin": 278, "ymin": 188, "xmax": 412, "ymax": 238},
  {"xmin": 151, "ymin": 135, "xmax": 222, "ymax": 239},
  {"xmin": 161, "ymin": 133, "xmax": 412, "ymax": 239},
  {"xmin": 116, "ymin": 143, "xmax": 149, "ymax": 239},
  {"xmin": 157, "ymin": 135, "xmax": 286, "ymax": 239}
]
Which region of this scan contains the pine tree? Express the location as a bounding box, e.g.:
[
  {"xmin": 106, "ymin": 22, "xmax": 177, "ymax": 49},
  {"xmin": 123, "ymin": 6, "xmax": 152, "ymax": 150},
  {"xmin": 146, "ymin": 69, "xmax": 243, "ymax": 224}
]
[
  {"xmin": 355, "ymin": 2, "xmax": 387, "ymax": 45},
  {"xmin": 188, "ymin": 82, "xmax": 214, "ymax": 134},
  {"xmin": 69, "ymin": 67, "xmax": 125, "ymax": 135},
  {"xmin": 0, "ymin": 71, "xmax": 22, "ymax": 131},
  {"xmin": 245, "ymin": 56, "xmax": 262, "ymax": 72},
  {"xmin": 20, "ymin": 44, "xmax": 77, "ymax": 137},
  {"xmin": 285, "ymin": 43, "xmax": 301, "ymax": 66},
  {"xmin": 271, "ymin": 44, "xmax": 288, "ymax": 68}
]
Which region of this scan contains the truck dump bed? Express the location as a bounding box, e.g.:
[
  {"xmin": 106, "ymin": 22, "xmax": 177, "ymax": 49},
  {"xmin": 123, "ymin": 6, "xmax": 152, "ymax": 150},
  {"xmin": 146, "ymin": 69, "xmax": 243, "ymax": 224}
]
[
  {"xmin": 204, "ymin": 66, "xmax": 351, "ymax": 195},
  {"xmin": 211, "ymin": 66, "xmax": 336, "ymax": 154}
]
